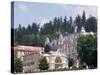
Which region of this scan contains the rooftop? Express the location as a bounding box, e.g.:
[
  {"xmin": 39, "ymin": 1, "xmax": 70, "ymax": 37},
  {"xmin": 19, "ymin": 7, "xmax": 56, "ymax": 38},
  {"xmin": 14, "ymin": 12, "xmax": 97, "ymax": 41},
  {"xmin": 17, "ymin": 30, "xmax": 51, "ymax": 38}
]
[{"xmin": 12, "ymin": 45, "xmax": 44, "ymax": 52}]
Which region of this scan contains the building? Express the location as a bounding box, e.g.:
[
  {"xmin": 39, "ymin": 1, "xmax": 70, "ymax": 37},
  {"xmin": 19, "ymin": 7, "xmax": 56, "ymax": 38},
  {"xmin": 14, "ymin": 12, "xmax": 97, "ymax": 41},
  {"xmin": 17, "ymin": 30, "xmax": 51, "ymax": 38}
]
[
  {"xmin": 13, "ymin": 45, "xmax": 44, "ymax": 58},
  {"xmin": 43, "ymin": 26, "xmax": 94, "ymax": 69},
  {"xmin": 43, "ymin": 34, "xmax": 68, "ymax": 70},
  {"xmin": 13, "ymin": 26, "xmax": 95, "ymax": 73},
  {"xmin": 12, "ymin": 45, "xmax": 44, "ymax": 73},
  {"xmin": 22, "ymin": 51, "xmax": 42, "ymax": 73}
]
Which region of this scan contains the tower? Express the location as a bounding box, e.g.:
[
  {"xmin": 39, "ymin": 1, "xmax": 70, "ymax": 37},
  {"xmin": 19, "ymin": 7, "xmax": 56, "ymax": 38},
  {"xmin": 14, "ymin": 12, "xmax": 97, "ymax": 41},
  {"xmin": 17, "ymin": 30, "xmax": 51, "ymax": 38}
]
[
  {"xmin": 45, "ymin": 37, "xmax": 50, "ymax": 46},
  {"xmin": 74, "ymin": 26, "xmax": 78, "ymax": 33},
  {"xmin": 81, "ymin": 26, "xmax": 86, "ymax": 33},
  {"xmin": 57, "ymin": 34, "xmax": 65, "ymax": 55}
]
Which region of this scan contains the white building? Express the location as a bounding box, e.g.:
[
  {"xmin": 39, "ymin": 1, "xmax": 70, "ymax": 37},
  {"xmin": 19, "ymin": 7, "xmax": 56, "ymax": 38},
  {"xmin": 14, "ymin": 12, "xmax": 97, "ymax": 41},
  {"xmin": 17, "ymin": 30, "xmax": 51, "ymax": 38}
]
[
  {"xmin": 44, "ymin": 34, "xmax": 68, "ymax": 70},
  {"xmin": 43, "ymin": 26, "xmax": 94, "ymax": 69}
]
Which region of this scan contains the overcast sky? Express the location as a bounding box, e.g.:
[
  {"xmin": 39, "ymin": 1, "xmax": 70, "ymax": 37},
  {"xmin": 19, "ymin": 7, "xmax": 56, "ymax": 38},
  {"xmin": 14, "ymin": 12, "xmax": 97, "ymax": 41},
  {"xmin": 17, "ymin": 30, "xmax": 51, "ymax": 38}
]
[{"xmin": 13, "ymin": 1, "xmax": 97, "ymax": 28}]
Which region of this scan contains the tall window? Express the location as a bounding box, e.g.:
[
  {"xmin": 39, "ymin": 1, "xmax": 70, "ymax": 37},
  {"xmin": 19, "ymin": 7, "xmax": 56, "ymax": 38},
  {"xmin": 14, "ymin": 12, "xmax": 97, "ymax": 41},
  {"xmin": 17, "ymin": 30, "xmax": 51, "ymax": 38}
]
[{"xmin": 55, "ymin": 57, "xmax": 62, "ymax": 63}]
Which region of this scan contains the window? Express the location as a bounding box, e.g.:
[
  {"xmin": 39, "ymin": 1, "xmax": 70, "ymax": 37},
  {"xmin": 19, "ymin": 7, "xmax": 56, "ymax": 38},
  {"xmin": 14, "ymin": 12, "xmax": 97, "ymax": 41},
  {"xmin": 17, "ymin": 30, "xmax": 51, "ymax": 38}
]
[{"xmin": 55, "ymin": 57, "xmax": 62, "ymax": 63}]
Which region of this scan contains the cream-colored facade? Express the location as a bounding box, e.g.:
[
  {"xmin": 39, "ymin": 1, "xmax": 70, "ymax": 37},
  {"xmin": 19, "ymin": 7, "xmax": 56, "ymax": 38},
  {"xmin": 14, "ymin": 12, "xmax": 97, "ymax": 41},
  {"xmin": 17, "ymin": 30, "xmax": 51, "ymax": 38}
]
[
  {"xmin": 13, "ymin": 45, "xmax": 44, "ymax": 58},
  {"xmin": 44, "ymin": 33, "xmax": 68, "ymax": 70},
  {"xmin": 13, "ymin": 45, "xmax": 44, "ymax": 73},
  {"xmin": 22, "ymin": 52, "xmax": 42, "ymax": 73},
  {"xmin": 43, "ymin": 26, "xmax": 94, "ymax": 70},
  {"xmin": 43, "ymin": 53, "xmax": 68, "ymax": 70},
  {"xmin": 13, "ymin": 26, "xmax": 95, "ymax": 73}
]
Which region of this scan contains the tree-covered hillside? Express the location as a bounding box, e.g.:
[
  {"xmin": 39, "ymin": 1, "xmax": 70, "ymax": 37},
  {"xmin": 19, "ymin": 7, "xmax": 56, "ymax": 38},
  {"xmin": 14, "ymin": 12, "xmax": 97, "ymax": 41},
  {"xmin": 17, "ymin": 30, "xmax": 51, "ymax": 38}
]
[{"xmin": 12, "ymin": 11, "xmax": 97, "ymax": 46}]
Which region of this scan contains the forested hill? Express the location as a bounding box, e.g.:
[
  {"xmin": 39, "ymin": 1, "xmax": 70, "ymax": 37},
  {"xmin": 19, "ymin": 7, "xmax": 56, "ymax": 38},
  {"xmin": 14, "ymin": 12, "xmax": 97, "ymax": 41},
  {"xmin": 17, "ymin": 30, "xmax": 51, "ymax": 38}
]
[{"xmin": 12, "ymin": 11, "xmax": 97, "ymax": 46}]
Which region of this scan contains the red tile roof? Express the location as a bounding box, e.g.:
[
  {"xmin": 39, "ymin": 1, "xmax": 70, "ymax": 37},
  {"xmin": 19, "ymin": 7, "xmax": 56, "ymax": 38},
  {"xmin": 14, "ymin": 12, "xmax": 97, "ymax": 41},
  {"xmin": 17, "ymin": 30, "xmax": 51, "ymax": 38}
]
[{"xmin": 12, "ymin": 45, "xmax": 44, "ymax": 52}]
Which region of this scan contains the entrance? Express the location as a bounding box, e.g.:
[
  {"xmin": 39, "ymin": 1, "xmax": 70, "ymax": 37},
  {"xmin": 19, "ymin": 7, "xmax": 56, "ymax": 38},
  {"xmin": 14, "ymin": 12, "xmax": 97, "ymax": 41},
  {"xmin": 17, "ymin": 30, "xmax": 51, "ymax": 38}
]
[{"xmin": 55, "ymin": 57, "xmax": 62, "ymax": 69}]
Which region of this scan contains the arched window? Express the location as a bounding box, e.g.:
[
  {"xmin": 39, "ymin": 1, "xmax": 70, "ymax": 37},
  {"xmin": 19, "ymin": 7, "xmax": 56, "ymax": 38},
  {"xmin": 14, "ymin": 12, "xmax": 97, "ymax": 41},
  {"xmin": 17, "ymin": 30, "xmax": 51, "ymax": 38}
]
[{"xmin": 55, "ymin": 57, "xmax": 62, "ymax": 63}]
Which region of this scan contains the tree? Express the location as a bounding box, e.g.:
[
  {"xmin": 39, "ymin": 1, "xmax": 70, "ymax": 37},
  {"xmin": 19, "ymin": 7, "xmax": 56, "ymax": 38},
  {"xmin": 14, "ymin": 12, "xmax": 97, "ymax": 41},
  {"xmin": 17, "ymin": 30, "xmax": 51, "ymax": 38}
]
[
  {"xmin": 75, "ymin": 15, "xmax": 82, "ymax": 32},
  {"xmin": 14, "ymin": 15, "xmax": 97, "ymax": 46},
  {"xmin": 68, "ymin": 58, "xmax": 74, "ymax": 67},
  {"xmin": 63, "ymin": 16, "xmax": 67, "ymax": 32},
  {"xmin": 67, "ymin": 17, "xmax": 74, "ymax": 33},
  {"xmin": 16, "ymin": 24, "xmax": 23, "ymax": 44},
  {"xmin": 82, "ymin": 11, "xmax": 86, "ymax": 27},
  {"xmin": 39, "ymin": 57, "xmax": 49, "ymax": 70},
  {"xmin": 27, "ymin": 24, "xmax": 32, "ymax": 34},
  {"xmin": 22, "ymin": 34, "xmax": 34, "ymax": 45},
  {"xmin": 85, "ymin": 16, "xmax": 97, "ymax": 32},
  {"xmin": 14, "ymin": 58, "xmax": 23, "ymax": 73},
  {"xmin": 31, "ymin": 23, "xmax": 39, "ymax": 34},
  {"xmin": 69, "ymin": 16, "xmax": 73, "ymax": 25},
  {"xmin": 52, "ymin": 17, "xmax": 57, "ymax": 33},
  {"xmin": 77, "ymin": 35, "xmax": 97, "ymax": 68},
  {"xmin": 40, "ymin": 21, "xmax": 53, "ymax": 35}
]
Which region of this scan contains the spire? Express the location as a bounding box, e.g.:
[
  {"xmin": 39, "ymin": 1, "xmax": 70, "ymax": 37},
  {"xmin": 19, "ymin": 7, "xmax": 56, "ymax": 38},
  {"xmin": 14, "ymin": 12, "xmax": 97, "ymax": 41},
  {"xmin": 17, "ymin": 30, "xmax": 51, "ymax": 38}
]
[
  {"xmin": 74, "ymin": 26, "xmax": 78, "ymax": 33},
  {"xmin": 81, "ymin": 26, "xmax": 86, "ymax": 33},
  {"xmin": 45, "ymin": 37, "xmax": 50, "ymax": 46},
  {"xmin": 59, "ymin": 33, "xmax": 63, "ymax": 40}
]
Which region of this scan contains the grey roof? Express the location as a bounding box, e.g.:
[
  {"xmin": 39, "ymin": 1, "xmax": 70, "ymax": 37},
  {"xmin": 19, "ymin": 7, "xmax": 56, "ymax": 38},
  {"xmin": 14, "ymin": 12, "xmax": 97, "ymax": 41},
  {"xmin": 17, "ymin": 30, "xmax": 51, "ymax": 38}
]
[{"xmin": 48, "ymin": 43, "xmax": 58, "ymax": 51}]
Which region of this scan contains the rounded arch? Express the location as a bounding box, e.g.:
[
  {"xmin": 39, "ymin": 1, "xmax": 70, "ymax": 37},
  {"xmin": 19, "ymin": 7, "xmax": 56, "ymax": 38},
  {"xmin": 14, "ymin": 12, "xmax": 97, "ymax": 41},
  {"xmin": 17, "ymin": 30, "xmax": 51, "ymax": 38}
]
[{"xmin": 55, "ymin": 57, "xmax": 62, "ymax": 63}]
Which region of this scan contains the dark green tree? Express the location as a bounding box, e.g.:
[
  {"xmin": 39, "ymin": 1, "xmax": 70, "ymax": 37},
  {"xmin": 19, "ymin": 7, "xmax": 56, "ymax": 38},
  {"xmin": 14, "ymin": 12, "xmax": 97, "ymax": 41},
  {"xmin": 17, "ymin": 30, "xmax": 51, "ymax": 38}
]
[
  {"xmin": 67, "ymin": 16, "xmax": 74, "ymax": 33},
  {"xmin": 85, "ymin": 16, "xmax": 97, "ymax": 32},
  {"xmin": 27, "ymin": 24, "xmax": 32, "ymax": 34},
  {"xmin": 68, "ymin": 58, "xmax": 74, "ymax": 67},
  {"xmin": 39, "ymin": 57, "xmax": 49, "ymax": 70},
  {"xmin": 62, "ymin": 16, "xmax": 67, "ymax": 33},
  {"xmin": 14, "ymin": 58, "xmax": 23, "ymax": 73},
  {"xmin": 22, "ymin": 34, "xmax": 34, "ymax": 45},
  {"xmin": 69, "ymin": 16, "xmax": 73, "ymax": 25},
  {"xmin": 40, "ymin": 21, "xmax": 53, "ymax": 35},
  {"xmin": 77, "ymin": 35, "xmax": 97, "ymax": 68},
  {"xmin": 14, "ymin": 15, "xmax": 97, "ymax": 46},
  {"xmin": 82, "ymin": 11, "xmax": 86, "ymax": 27},
  {"xmin": 15, "ymin": 24, "xmax": 23, "ymax": 44},
  {"xmin": 52, "ymin": 17, "xmax": 58, "ymax": 33},
  {"xmin": 31, "ymin": 23, "xmax": 39, "ymax": 34},
  {"xmin": 75, "ymin": 15, "xmax": 82, "ymax": 32}
]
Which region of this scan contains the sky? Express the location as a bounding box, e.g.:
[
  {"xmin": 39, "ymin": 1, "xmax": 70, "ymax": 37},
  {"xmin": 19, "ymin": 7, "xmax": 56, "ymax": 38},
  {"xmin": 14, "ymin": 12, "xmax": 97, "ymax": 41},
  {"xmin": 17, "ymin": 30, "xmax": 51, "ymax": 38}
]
[{"xmin": 13, "ymin": 1, "xmax": 97, "ymax": 28}]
